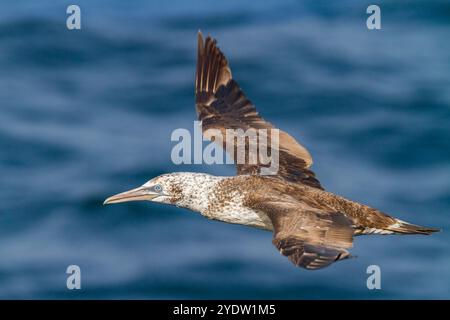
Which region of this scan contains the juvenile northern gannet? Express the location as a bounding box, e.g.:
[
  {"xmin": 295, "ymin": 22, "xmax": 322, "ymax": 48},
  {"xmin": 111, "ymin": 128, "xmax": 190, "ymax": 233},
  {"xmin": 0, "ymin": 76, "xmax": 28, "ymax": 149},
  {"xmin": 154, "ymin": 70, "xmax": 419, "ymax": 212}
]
[{"xmin": 104, "ymin": 32, "xmax": 438, "ymax": 270}]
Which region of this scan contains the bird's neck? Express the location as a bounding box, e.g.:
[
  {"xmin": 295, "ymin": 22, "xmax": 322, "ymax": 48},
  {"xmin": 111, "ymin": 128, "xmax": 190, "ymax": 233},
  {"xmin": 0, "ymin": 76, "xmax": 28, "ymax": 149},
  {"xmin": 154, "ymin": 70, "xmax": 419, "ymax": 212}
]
[
  {"xmin": 174, "ymin": 174, "xmax": 273, "ymax": 230},
  {"xmin": 198, "ymin": 175, "xmax": 274, "ymax": 230},
  {"xmin": 176, "ymin": 174, "xmax": 225, "ymax": 213}
]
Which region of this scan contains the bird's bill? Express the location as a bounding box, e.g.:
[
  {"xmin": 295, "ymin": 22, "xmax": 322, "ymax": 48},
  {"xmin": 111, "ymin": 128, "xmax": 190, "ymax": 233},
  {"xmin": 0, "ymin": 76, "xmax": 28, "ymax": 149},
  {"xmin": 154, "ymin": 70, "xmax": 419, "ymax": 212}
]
[{"xmin": 103, "ymin": 186, "xmax": 158, "ymax": 205}]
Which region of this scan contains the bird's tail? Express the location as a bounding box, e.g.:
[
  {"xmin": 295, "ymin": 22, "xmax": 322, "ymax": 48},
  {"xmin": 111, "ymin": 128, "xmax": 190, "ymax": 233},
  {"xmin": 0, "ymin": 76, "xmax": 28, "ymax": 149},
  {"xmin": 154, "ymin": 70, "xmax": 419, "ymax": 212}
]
[
  {"xmin": 325, "ymin": 192, "xmax": 440, "ymax": 236},
  {"xmin": 385, "ymin": 219, "xmax": 440, "ymax": 235}
]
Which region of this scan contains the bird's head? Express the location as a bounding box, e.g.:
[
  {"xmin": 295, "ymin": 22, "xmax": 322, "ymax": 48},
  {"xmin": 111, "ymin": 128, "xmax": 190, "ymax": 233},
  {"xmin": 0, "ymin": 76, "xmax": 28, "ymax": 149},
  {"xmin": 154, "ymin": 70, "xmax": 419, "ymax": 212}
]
[
  {"xmin": 103, "ymin": 174, "xmax": 183, "ymax": 206},
  {"xmin": 103, "ymin": 172, "xmax": 217, "ymax": 210}
]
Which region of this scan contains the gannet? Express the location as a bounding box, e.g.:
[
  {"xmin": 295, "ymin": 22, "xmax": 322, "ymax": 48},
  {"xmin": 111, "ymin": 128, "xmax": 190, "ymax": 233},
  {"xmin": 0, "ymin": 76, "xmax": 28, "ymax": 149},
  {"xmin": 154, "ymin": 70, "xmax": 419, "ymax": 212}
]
[{"xmin": 104, "ymin": 32, "xmax": 438, "ymax": 270}]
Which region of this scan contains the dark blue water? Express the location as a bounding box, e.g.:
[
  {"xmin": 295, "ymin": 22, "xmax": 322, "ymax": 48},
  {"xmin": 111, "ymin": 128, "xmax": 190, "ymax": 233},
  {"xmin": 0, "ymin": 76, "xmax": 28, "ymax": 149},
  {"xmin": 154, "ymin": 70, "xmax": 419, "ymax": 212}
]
[{"xmin": 0, "ymin": 0, "xmax": 449, "ymax": 299}]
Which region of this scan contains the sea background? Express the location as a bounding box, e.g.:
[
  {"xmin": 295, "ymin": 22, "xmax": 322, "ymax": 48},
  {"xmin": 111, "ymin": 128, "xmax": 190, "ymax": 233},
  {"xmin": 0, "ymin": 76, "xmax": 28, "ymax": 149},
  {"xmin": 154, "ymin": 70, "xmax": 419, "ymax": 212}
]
[{"xmin": 0, "ymin": 0, "xmax": 449, "ymax": 299}]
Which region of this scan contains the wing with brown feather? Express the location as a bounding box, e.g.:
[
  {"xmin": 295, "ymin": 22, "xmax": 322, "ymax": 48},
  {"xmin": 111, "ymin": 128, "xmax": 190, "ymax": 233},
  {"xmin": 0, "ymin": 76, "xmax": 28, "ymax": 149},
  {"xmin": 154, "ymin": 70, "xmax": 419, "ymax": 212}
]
[
  {"xmin": 195, "ymin": 32, "xmax": 322, "ymax": 189},
  {"xmin": 252, "ymin": 200, "xmax": 354, "ymax": 270}
]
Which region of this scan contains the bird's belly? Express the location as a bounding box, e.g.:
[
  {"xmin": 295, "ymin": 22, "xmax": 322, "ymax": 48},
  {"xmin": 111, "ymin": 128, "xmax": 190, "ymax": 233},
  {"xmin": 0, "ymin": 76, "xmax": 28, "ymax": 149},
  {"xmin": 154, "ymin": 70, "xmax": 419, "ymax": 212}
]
[{"xmin": 206, "ymin": 205, "xmax": 274, "ymax": 231}]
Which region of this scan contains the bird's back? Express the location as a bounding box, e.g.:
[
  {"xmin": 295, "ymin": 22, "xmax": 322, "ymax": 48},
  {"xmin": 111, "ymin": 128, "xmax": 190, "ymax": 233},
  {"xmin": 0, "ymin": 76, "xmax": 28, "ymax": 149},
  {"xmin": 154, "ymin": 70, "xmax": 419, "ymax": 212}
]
[{"xmin": 221, "ymin": 175, "xmax": 438, "ymax": 236}]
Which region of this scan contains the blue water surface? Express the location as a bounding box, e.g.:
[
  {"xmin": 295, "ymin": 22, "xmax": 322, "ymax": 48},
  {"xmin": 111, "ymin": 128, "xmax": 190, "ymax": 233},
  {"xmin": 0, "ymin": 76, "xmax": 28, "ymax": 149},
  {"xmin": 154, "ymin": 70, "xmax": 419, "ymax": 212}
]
[{"xmin": 0, "ymin": 0, "xmax": 449, "ymax": 299}]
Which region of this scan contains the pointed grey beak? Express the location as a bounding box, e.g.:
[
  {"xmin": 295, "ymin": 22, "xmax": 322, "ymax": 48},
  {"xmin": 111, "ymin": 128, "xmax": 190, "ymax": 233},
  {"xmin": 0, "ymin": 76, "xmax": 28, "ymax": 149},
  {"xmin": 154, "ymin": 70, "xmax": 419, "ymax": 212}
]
[{"xmin": 103, "ymin": 186, "xmax": 159, "ymax": 205}]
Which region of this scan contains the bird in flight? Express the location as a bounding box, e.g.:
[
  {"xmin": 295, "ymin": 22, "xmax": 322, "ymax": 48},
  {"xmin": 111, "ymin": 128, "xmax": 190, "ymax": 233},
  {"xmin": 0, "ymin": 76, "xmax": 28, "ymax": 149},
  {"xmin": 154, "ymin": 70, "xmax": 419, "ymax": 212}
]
[{"xmin": 104, "ymin": 32, "xmax": 438, "ymax": 270}]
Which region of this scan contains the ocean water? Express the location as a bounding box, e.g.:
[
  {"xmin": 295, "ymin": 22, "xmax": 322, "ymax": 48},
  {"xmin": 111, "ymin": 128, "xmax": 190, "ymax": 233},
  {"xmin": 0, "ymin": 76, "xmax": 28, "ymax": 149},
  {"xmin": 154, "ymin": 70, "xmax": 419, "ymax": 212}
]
[{"xmin": 0, "ymin": 0, "xmax": 449, "ymax": 299}]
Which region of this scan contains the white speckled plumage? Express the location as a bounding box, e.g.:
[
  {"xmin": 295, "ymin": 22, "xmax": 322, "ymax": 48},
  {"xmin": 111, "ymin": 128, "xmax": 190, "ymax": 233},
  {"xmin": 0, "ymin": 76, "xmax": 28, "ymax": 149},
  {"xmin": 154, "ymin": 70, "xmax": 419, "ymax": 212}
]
[
  {"xmin": 146, "ymin": 172, "xmax": 273, "ymax": 230},
  {"xmin": 104, "ymin": 32, "xmax": 438, "ymax": 270}
]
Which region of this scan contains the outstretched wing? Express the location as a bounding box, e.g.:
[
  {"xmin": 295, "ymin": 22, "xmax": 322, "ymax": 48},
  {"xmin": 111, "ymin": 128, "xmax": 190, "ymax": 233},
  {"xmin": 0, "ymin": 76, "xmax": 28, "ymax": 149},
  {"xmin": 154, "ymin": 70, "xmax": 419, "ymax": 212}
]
[
  {"xmin": 195, "ymin": 32, "xmax": 322, "ymax": 189},
  {"xmin": 252, "ymin": 200, "xmax": 354, "ymax": 270}
]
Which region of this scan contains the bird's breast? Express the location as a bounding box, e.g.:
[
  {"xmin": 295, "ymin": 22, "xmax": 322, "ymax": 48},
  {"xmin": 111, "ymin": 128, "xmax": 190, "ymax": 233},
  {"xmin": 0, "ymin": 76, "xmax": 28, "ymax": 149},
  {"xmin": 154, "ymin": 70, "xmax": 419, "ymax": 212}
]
[{"xmin": 204, "ymin": 190, "xmax": 273, "ymax": 230}]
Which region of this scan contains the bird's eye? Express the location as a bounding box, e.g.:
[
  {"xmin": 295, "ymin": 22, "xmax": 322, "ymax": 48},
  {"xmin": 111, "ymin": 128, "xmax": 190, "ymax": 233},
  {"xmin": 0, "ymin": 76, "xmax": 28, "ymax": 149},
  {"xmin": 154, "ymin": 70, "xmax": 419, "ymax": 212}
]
[{"xmin": 153, "ymin": 184, "xmax": 163, "ymax": 192}]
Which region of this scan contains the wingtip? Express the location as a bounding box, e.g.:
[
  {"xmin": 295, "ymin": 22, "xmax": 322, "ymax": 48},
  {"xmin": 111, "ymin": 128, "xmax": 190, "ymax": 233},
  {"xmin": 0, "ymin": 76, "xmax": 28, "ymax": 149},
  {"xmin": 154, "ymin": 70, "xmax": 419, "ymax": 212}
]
[
  {"xmin": 197, "ymin": 31, "xmax": 204, "ymax": 51},
  {"xmin": 198, "ymin": 30, "xmax": 204, "ymax": 42}
]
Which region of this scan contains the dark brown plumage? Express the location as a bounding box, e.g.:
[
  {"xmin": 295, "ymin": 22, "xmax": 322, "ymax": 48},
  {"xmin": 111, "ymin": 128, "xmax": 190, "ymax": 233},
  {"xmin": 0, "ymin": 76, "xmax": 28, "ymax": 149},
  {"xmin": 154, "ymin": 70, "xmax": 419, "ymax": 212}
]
[
  {"xmin": 196, "ymin": 33, "xmax": 321, "ymax": 189},
  {"xmin": 105, "ymin": 32, "xmax": 439, "ymax": 271},
  {"xmin": 194, "ymin": 32, "xmax": 438, "ymax": 269}
]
